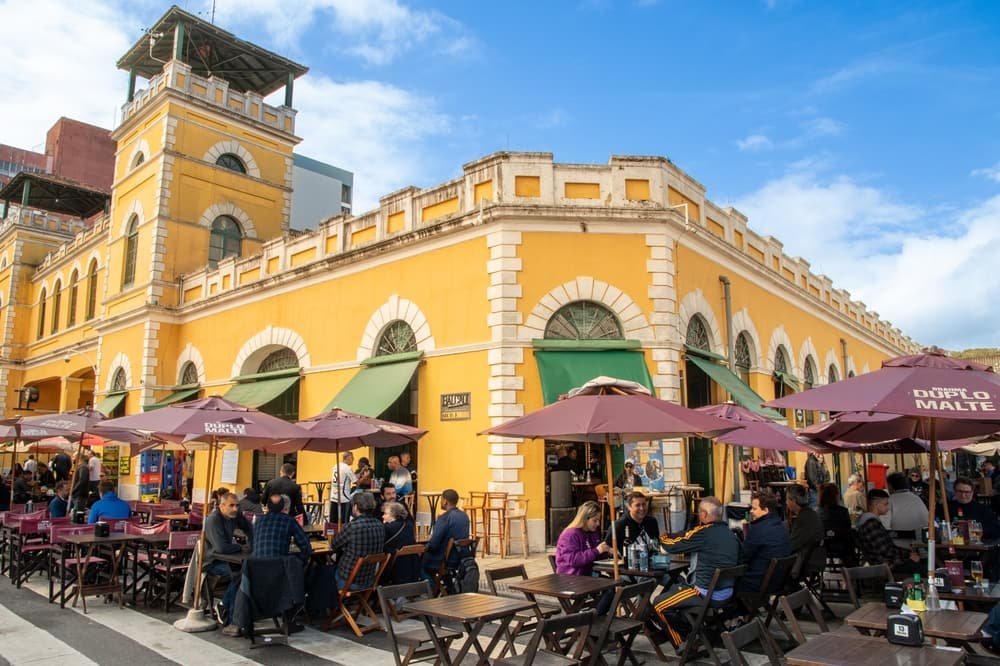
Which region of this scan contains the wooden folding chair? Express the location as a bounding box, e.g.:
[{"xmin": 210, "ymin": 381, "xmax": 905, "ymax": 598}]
[
  {"xmin": 384, "ymin": 542, "xmax": 426, "ymax": 590},
  {"xmin": 721, "ymin": 618, "xmax": 783, "ymax": 666},
  {"xmin": 739, "ymin": 554, "xmax": 799, "ymax": 636},
  {"xmin": 776, "ymin": 587, "xmax": 830, "ymax": 646},
  {"xmin": 326, "ymin": 552, "xmax": 390, "ymax": 637},
  {"xmin": 677, "ymin": 565, "xmax": 747, "ymax": 666},
  {"xmin": 11, "ymin": 517, "xmax": 54, "ymax": 588},
  {"xmin": 590, "ymin": 579, "xmax": 655, "ymax": 666},
  {"xmin": 376, "ymin": 580, "xmax": 464, "ymax": 666},
  {"xmin": 842, "ymin": 563, "xmax": 893, "ymax": 608},
  {"xmin": 495, "ymin": 611, "xmax": 595, "ymax": 666},
  {"xmin": 47, "ymin": 524, "xmax": 106, "ymax": 608},
  {"xmin": 147, "ymin": 530, "xmax": 200, "ymax": 611}
]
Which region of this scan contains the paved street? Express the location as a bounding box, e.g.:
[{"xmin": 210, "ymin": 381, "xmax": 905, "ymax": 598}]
[{"xmin": 0, "ymin": 552, "xmax": 836, "ymax": 665}]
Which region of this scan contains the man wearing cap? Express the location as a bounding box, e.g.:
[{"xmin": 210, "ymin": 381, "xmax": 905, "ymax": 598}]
[{"xmin": 614, "ymin": 462, "xmax": 642, "ymax": 490}]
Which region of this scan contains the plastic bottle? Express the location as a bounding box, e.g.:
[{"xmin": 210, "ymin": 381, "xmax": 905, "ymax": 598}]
[
  {"xmin": 638, "ymin": 545, "xmax": 649, "ymax": 572},
  {"xmin": 26, "ymin": 500, "xmax": 33, "ymax": 513},
  {"xmin": 909, "ymin": 573, "xmax": 926, "ymax": 611}
]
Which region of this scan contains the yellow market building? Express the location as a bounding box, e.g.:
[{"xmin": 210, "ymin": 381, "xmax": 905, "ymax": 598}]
[{"xmin": 0, "ymin": 7, "xmax": 917, "ymax": 549}]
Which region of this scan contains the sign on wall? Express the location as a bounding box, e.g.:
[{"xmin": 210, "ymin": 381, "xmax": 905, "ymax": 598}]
[
  {"xmin": 624, "ymin": 440, "xmax": 666, "ymax": 492},
  {"xmin": 220, "ymin": 448, "xmax": 239, "ymax": 484},
  {"xmin": 118, "ymin": 445, "xmax": 131, "ymax": 476},
  {"xmin": 440, "ymin": 392, "xmax": 471, "ymax": 421},
  {"xmin": 102, "ymin": 446, "xmax": 119, "ymax": 482}
]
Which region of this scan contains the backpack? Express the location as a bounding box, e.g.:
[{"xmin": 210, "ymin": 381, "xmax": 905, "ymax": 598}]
[{"xmin": 453, "ymin": 555, "xmax": 480, "ymax": 593}]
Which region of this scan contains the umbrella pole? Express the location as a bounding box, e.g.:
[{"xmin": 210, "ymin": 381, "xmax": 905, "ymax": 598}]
[
  {"xmin": 176, "ymin": 437, "xmax": 219, "ymax": 633},
  {"xmin": 926, "ymin": 421, "xmax": 939, "ymax": 609},
  {"xmin": 720, "ymin": 445, "xmax": 729, "ymax": 506},
  {"xmin": 937, "ymin": 450, "xmax": 951, "ymax": 527},
  {"xmin": 158, "ymin": 440, "xmax": 167, "ymax": 499},
  {"xmin": 604, "ymin": 434, "xmax": 619, "ymax": 580},
  {"xmin": 336, "ymin": 443, "xmax": 341, "ymax": 530}
]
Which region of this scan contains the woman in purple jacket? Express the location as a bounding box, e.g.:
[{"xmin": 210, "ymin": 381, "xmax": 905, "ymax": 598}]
[{"xmin": 555, "ymin": 501, "xmax": 611, "ymax": 575}]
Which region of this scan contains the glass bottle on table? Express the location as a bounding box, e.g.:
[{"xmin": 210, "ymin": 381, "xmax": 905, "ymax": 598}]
[{"xmin": 972, "ymin": 561, "xmax": 984, "ymax": 588}]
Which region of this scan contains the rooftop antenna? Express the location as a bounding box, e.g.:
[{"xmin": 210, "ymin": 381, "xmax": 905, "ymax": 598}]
[{"xmin": 211, "ymin": 0, "xmax": 217, "ymax": 24}]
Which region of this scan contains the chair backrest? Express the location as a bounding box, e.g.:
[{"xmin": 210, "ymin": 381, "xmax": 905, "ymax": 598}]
[
  {"xmin": 18, "ymin": 517, "xmax": 54, "ymax": 537},
  {"xmin": 50, "ymin": 523, "xmax": 96, "ymax": 544},
  {"xmin": 105, "ymin": 516, "xmax": 142, "ymax": 533},
  {"xmin": 758, "ymin": 554, "xmax": 800, "ymax": 597},
  {"xmin": 776, "ymin": 587, "xmax": 829, "ymax": 645},
  {"xmin": 842, "ymin": 563, "xmax": 893, "ymax": 608},
  {"xmin": 485, "ymin": 564, "xmax": 529, "ymax": 596},
  {"xmin": 686, "ymin": 565, "xmax": 747, "ymax": 628},
  {"xmin": 4, "ymin": 509, "xmax": 47, "ymax": 527},
  {"xmin": 124, "ymin": 521, "xmax": 171, "ymax": 536},
  {"xmin": 10, "ymin": 503, "xmax": 27, "ymax": 514},
  {"xmin": 722, "ymin": 618, "xmax": 783, "ymax": 666},
  {"xmin": 486, "ymin": 492, "xmax": 508, "ymax": 509},
  {"xmin": 467, "ymin": 491, "xmax": 487, "ymax": 510},
  {"xmin": 525, "ymin": 611, "xmax": 595, "ymax": 665},
  {"xmin": 376, "ymin": 580, "xmax": 435, "ymax": 653},
  {"xmin": 452, "ymin": 536, "xmax": 479, "ymax": 558},
  {"xmin": 613, "ymin": 579, "xmax": 657, "ymax": 622},
  {"xmin": 167, "ymin": 530, "xmax": 201, "ymax": 550},
  {"xmin": 548, "ymin": 553, "xmax": 558, "ymax": 573},
  {"xmin": 341, "ymin": 552, "xmax": 390, "ymax": 596},
  {"xmin": 594, "ymin": 484, "xmax": 609, "ymax": 502}
]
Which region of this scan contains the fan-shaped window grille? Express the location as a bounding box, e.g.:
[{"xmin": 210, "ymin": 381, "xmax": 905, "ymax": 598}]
[
  {"xmin": 774, "ymin": 346, "xmax": 790, "ymax": 375},
  {"xmin": 376, "ymin": 320, "xmax": 418, "ymax": 356},
  {"xmin": 685, "ymin": 316, "xmax": 711, "ymax": 351},
  {"xmin": 544, "ymin": 301, "xmax": 623, "ymax": 340},
  {"xmin": 216, "ymin": 153, "xmax": 247, "ymax": 174},
  {"xmin": 258, "ymin": 348, "xmax": 298, "ymax": 373},
  {"xmin": 131, "ymin": 152, "xmax": 145, "ymax": 169},
  {"xmin": 735, "ymin": 332, "xmax": 753, "ymax": 381},
  {"xmin": 112, "ymin": 368, "xmax": 127, "ymax": 392},
  {"xmin": 208, "ymin": 216, "xmax": 243, "ymax": 268},
  {"xmin": 180, "ymin": 362, "xmax": 199, "ymax": 386},
  {"xmin": 828, "ymin": 364, "xmax": 839, "ymax": 384}
]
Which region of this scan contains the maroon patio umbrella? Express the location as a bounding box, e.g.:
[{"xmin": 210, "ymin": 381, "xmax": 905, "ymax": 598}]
[
  {"xmin": 484, "ymin": 376, "xmax": 736, "ymax": 578},
  {"xmin": 4, "ymin": 408, "xmax": 113, "ymax": 486},
  {"xmin": 96, "ymin": 396, "xmax": 310, "ymax": 632},
  {"xmin": 767, "ymin": 349, "xmax": 1000, "ymax": 606},
  {"xmin": 694, "ymin": 402, "xmax": 816, "ymax": 502},
  {"xmin": 271, "ymin": 408, "xmax": 427, "ymax": 527},
  {"xmin": 797, "ymin": 410, "xmax": 1000, "ymax": 445}
]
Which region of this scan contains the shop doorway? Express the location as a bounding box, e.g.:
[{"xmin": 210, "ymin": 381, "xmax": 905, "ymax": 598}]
[{"xmin": 685, "ymin": 358, "xmax": 713, "ymax": 492}]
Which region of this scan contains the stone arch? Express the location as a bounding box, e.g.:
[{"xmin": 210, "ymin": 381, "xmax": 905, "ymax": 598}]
[
  {"xmin": 176, "ymin": 343, "xmax": 207, "ymax": 385},
  {"xmin": 846, "ymin": 356, "xmax": 858, "ymax": 377},
  {"xmin": 232, "ymin": 326, "xmax": 311, "ymax": 377},
  {"xmin": 798, "ymin": 337, "xmax": 820, "ymax": 384},
  {"xmin": 85, "ymin": 251, "xmax": 102, "ymax": 272},
  {"xmin": 119, "ymin": 199, "xmax": 145, "ymax": 237},
  {"xmin": 126, "ymin": 139, "xmax": 151, "ymax": 172},
  {"xmin": 105, "ymin": 351, "xmax": 133, "ymax": 393},
  {"xmin": 357, "ymin": 294, "xmax": 435, "ymax": 361},
  {"xmin": 823, "ymin": 349, "xmax": 842, "ymax": 384},
  {"xmin": 678, "ymin": 289, "xmax": 724, "ymax": 355},
  {"xmin": 203, "ymin": 140, "xmax": 261, "ymax": 179},
  {"xmin": 520, "ymin": 277, "xmax": 653, "ymax": 342},
  {"xmin": 731, "ymin": 308, "xmax": 764, "ymax": 369},
  {"xmin": 198, "ymin": 202, "xmax": 257, "ymax": 240},
  {"xmin": 861, "ymin": 362, "xmax": 871, "ymax": 374},
  {"xmin": 766, "ymin": 326, "xmax": 798, "ymax": 376}
]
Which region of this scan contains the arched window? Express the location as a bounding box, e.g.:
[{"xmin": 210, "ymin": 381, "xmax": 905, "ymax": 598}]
[
  {"xmin": 772, "ymin": 345, "xmax": 793, "ymax": 417},
  {"xmin": 37, "ymin": 289, "xmax": 46, "ymax": 340},
  {"xmin": 685, "ymin": 315, "xmax": 711, "ymax": 351},
  {"xmin": 258, "ymin": 348, "xmax": 299, "ymax": 373},
  {"xmin": 85, "ymin": 260, "xmax": 98, "ymax": 320},
  {"xmin": 67, "ymin": 270, "xmax": 78, "ymax": 327},
  {"xmin": 774, "ymin": 346, "xmax": 790, "ymax": 376},
  {"xmin": 848, "ymin": 370, "xmax": 855, "ymax": 378},
  {"xmin": 216, "ymin": 153, "xmax": 247, "ymax": 174},
  {"xmin": 376, "ymin": 320, "xmax": 418, "ymax": 357},
  {"xmin": 828, "ymin": 364, "xmax": 839, "ymax": 384},
  {"xmin": 111, "ymin": 367, "xmax": 127, "ymax": 392},
  {"xmin": 131, "ymin": 152, "xmax": 145, "ymax": 169},
  {"xmin": 50, "ymin": 280, "xmax": 62, "ymax": 334},
  {"xmin": 208, "ymin": 216, "xmax": 243, "ymax": 268},
  {"xmin": 544, "ymin": 301, "xmax": 623, "ymax": 340},
  {"xmin": 122, "ymin": 215, "xmax": 139, "ymax": 288},
  {"xmin": 734, "ymin": 332, "xmax": 753, "ymax": 382},
  {"xmin": 180, "ymin": 362, "xmax": 199, "ymax": 386},
  {"xmin": 803, "ymin": 357, "xmax": 817, "ymax": 390}
]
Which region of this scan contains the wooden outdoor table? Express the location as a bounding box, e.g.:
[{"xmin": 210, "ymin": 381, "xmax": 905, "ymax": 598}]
[
  {"xmin": 125, "ymin": 533, "xmax": 170, "ymax": 606},
  {"xmin": 846, "ymin": 601, "xmax": 988, "ymax": 650},
  {"xmin": 62, "ymin": 533, "xmax": 141, "ymax": 613},
  {"xmin": 402, "ymin": 592, "xmax": 536, "ymax": 666},
  {"xmin": 508, "ymin": 572, "xmax": 617, "ymax": 613},
  {"xmin": 592, "ymin": 557, "xmax": 689, "ymax": 585},
  {"xmin": 785, "ymin": 631, "xmax": 964, "ymax": 666},
  {"xmin": 153, "ymin": 513, "xmax": 190, "ymax": 528}
]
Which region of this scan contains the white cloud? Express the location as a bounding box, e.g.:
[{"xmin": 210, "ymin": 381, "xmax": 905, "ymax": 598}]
[
  {"xmin": 0, "ymin": 0, "xmax": 131, "ymax": 149},
  {"xmin": 737, "ymin": 134, "xmax": 774, "ymax": 152},
  {"xmin": 734, "ymin": 165, "xmax": 1000, "ymax": 349},
  {"xmin": 972, "ymin": 162, "xmax": 1000, "ymax": 184},
  {"xmin": 801, "ymin": 117, "xmax": 845, "ymax": 138},
  {"xmin": 210, "ymin": 0, "xmax": 474, "ymax": 65},
  {"xmin": 811, "ymin": 57, "xmax": 899, "ymax": 93},
  {"xmin": 288, "ymin": 76, "xmax": 452, "ymax": 211}
]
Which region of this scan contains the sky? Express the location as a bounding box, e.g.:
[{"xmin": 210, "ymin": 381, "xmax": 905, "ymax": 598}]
[{"xmin": 1, "ymin": 0, "xmax": 998, "ymax": 351}]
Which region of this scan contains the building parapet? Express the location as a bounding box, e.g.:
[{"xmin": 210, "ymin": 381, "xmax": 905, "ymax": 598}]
[
  {"xmin": 0, "ymin": 204, "xmax": 88, "ymax": 239},
  {"xmin": 121, "ymin": 60, "xmax": 297, "ymax": 136},
  {"xmin": 173, "ymin": 151, "xmax": 915, "ymax": 351},
  {"xmin": 34, "ymin": 215, "xmax": 110, "ymax": 275}
]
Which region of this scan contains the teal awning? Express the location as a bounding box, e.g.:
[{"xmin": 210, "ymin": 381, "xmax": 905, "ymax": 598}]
[
  {"xmin": 143, "ymin": 387, "xmax": 200, "ymax": 411},
  {"xmin": 686, "ymin": 355, "xmax": 784, "ymax": 420},
  {"xmin": 95, "ymin": 392, "xmax": 127, "ymax": 416},
  {"xmin": 224, "ymin": 375, "xmax": 299, "ymax": 408},
  {"xmin": 324, "ymin": 354, "xmax": 421, "ymax": 416},
  {"xmin": 774, "ymin": 371, "xmax": 801, "ymax": 393},
  {"xmin": 533, "ymin": 349, "xmax": 654, "ymax": 405},
  {"xmin": 684, "ymin": 344, "xmax": 728, "ymax": 363}
]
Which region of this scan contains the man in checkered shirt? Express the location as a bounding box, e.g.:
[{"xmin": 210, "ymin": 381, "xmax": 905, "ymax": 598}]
[
  {"xmin": 329, "ymin": 491, "xmax": 384, "ymax": 589},
  {"xmin": 253, "ymin": 493, "xmax": 311, "ymax": 562}
]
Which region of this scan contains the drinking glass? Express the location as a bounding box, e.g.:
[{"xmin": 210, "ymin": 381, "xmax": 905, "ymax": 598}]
[{"xmin": 971, "ymin": 561, "xmax": 984, "ymax": 588}]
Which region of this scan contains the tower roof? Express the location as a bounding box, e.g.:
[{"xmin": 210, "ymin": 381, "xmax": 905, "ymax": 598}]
[
  {"xmin": 117, "ymin": 5, "xmax": 308, "ymax": 98},
  {"xmin": 0, "ymin": 172, "xmax": 109, "ymax": 219}
]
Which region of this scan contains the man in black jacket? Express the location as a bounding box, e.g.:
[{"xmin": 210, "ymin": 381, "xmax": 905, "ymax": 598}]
[
  {"xmin": 204, "ymin": 492, "xmax": 254, "ymax": 635},
  {"xmin": 786, "ymin": 483, "xmax": 826, "ymax": 577},
  {"xmin": 604, "ymin": 491, "xmax": 659, "ymax": 554},
  {"xmin": 651, "ymin": 496, "xmax": 741, "ymax": 649},
  {"xmin": 741, "ymin": 489, "xmax": 791, "ymax": 594},
  {"xmin": 262, "ymin": 463, "xmax": 305, "ymax": 518}
]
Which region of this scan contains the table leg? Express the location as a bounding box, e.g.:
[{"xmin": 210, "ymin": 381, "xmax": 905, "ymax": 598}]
[
  {"xmin": 417, "ymin": 614, "xmax": 453, "ymax": 666},
  {"xmin": 476, "ymin": 615, "xmax": 519, "ymax": 665},
  {"xmin": 74, "ymin": 543, "xmax": 88, "ymax": 613},
  {"xmin": 454, "ymin": 618, "xmax": 491, "ymax": 665}
]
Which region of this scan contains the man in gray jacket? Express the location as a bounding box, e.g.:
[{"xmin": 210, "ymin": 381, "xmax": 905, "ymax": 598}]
[{"xmin": 203, "ymin": 492, "xmax": 253, "ymax": 635}]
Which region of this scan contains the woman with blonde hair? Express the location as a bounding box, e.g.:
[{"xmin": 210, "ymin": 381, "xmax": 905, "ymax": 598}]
[{"xmin": 555, "ymin": 500, "xmax": 611, "ymax": 576}]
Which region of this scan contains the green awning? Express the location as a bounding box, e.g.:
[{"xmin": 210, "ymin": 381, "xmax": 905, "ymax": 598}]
[
  {"xmin": 324, "ymin": 358, "xmax": 420, "ymax": 416},
  {"xmin": 224, "ymin": 375, "xmax": 299, "ymax": 408},
  {"xmin": 534, "ymin": 349, "xmax": 654, "ymax": 405},
  {"xmin": 684, "ymin": 344, "xmax": 728, "ymax": 363},
  {"xmin": 143, "ymin": 387, "xmax": 201, "ymax": 411},
  {"xmin": 686, "ymin": 355, "xmax": 784, "ymax": 419},
  {"xmin": 774, "ymin": 371, "xmax": 801, "ymax": 393},
  {"xmin": 95, "ymin": 392, "xmax": 127, "ymax": 416}
]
